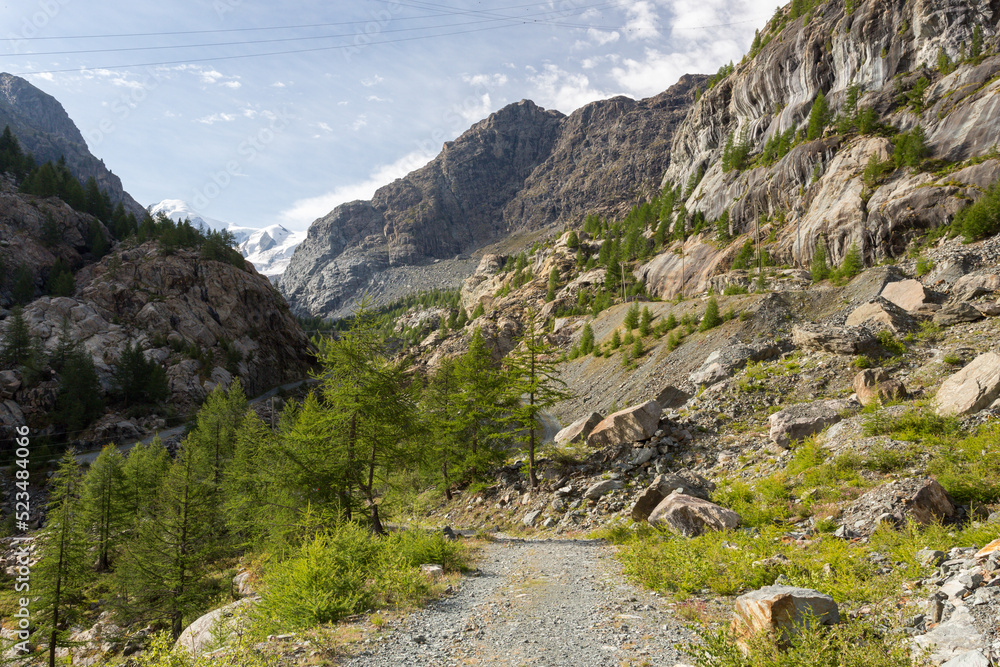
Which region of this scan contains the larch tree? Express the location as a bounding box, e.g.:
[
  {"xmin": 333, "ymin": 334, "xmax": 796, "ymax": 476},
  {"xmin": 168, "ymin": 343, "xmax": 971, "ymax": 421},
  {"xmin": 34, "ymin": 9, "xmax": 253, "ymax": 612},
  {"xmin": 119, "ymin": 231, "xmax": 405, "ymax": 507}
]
[{"xmin": 80, "ymin": 445, "xmax": 126, "ymax": 571}]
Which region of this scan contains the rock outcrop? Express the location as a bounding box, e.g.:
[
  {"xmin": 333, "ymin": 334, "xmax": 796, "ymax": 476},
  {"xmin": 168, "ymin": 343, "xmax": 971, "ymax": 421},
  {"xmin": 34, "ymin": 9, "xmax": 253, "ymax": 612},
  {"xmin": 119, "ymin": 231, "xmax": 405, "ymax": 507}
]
[
  {"xmin": 282, "ymin": 77, "xmax": 705, "ymax": 319},
  {"xmin": 0, "ymin": 73, "xmax": 144, "ymax": 216},
  {"xmin": 934, "ymin": 352, "xmax": 1000, "ymax": 416}
]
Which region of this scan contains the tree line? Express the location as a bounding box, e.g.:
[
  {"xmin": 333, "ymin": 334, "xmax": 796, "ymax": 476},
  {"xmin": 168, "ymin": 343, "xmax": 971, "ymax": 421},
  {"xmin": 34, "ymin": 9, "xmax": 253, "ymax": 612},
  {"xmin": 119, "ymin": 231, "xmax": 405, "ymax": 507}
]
[{"xmin": 16, "ymin": 306, "xmax": 569, "ymax": 664}]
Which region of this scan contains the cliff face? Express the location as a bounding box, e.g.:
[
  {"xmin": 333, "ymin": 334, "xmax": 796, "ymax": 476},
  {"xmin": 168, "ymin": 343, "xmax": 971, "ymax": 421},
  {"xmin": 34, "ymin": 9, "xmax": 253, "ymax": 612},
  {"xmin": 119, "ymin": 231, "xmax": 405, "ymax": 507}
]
[
  {"xmin": 0, "ymin": 73, "xmax": 145, "ymax": 217},
  {"xmin": 282, "ymin": 76, "xmax": 705, "ymax": 319},
  {"xmin": 643, "ymin": 0, "xmax": 1000, "ymax": 298}
]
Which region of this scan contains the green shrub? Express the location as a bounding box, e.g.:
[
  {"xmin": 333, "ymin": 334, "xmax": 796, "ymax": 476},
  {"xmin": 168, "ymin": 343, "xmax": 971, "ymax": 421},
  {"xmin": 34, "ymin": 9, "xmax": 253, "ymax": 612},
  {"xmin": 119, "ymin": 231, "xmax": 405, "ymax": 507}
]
[
  {"xmin": 915, "ymin": 256, "xmax": 934, "ymax": 276},
  {"xmin": 955, "ymin": 178, "xmax": 1000, "ymax": 242},
  {"xmin": 723, "ymin": 284, "xmax": 749, "ymax": 296},
  {"xmin": 876, "ymin": 330, "xmax": 906, "ymax": 357},
  {"xmin": 942, "ymin": 352, "xmax": 963, "ymax": 365},
  {"xmin": 892, "ymin": 126, "xmax": 929, "ymax": 168},
  {"xmin": 852, "ymin": 355, "xmax": 873, "ymax": 369},
  {"xmin": 699, "ymin": 296, "xmax": 722, "ymax": 332},
  {"xmin": 810, "ymin": 239, "xmax": 830, "ymax": 282}
]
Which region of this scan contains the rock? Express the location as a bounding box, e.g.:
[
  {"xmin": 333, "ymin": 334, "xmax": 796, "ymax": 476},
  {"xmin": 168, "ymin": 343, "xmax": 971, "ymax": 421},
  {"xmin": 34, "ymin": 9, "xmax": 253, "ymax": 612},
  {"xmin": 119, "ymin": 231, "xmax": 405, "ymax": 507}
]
[
  {"xmin": 631, "ymin": 447, "xmax": 656, "ymax": 466},
  {"xmin": 917, "ymin": 548, "xmax": 947, "ymax": 567},
  {"xmin": 839, "ymin": 478, "xmax": 955, "ymax": 536},
  {"xmin": 654, "ymin": 385, "xmax": 691, "ymax": 410},
  {"xmin": 583, "ymin": 479, "xmax": 623, "ymax": 500},
  {"xmin": 880, "ymin": 279, "xmax": 932, "ymax": 312},
  {"xmin": 0, "ymin": 370, "xmax": 21, "ymax": 399},
  {"xmin": 975, "ymin": 538, "xmax": 1000, "ymax": 560},
  {"xmin": 629, "ymin": 472, "xmax": 715, "ymax": 522},
  {"xmin": 541, "ymin": 517, "xmax": 557, "ymax": 528},
  {"xmin": 731, "ymin": 586, "xmax": 839, "ymax": 648},
  {"xmin": 522, "ymin": 510, "xmax": 542, "ymax": 527},
  {"xmin": 852, "ymin": 368, "xmax": 907, "ymax": 407},
  {"xmin": 939, "ymin": 651, "xmax": 990, "ymax": 667},
  {"xmin": 911, "ymin": 606, "xmax": 986, "ymax": 665},
  {"xmin": 176, "ymin": 598, "xmax": 256, "ymax": 655},
  {"xmin": 935, "ymin": 352, "xmax": 1000, "ymax": 416},
  {"xmin": 951, "ymin": 273, "xmax": 1000, "ymax": 301},
  {"xmin": 420, "ymin": 564, "xmax": 444, "ymax": 578},
  {"xmin": 232, "ymin": 571, "xmax": 255, "ymax": 597},
  {"xmin": 845, "ymin": 297, "xmax": 915, "ymax": 333},
  {"xmin": 934, "ymin": 302, "xmax": 984, "ymax": 326},
  {"xmin": 586, "ymin": 400, "xmax": 661, "ymax": 448},
  {"xmin": 647, "ymin": 491, "xmax": 741, "ymax": 536},
  {"xmin": 554, "ymin": 412, "xmax": 603, "ymax": 446},
  {"xmin": 768, "ymin": 398, "xmax": 858, "ymax": 448},
  {"xmin": 791, "ymin": 325, "xmax": 880, "ymax": 355},
  {"xmin": 689, "ymin": 343, "xmax": 784, "ymax": 387},
  {"xmin": 971, "ymin": 301, "xmax": 1000, "ymax": 317}
]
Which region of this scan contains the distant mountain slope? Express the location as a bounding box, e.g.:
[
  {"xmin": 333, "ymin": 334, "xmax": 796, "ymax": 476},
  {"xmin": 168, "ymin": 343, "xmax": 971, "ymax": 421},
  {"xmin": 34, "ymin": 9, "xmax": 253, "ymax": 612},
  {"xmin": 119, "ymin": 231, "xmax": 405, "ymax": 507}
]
[
  {"xmin": 150, "ymin": 199, "xmax": 305, "ymax": 277},
  {"xmin": 282, "ymin": 76, "xmax": 705, "ymax": 319},
  {"xmin": 0, "ymin": 72, "xmax": 145, "ymax": 217}
]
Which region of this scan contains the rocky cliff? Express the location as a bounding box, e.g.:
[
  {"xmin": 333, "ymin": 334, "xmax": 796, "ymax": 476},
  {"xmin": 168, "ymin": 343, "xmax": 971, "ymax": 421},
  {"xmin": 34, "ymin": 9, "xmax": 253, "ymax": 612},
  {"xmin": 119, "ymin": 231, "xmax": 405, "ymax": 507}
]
[
  {"xmin": 643, "ymin": 0, "xmax": 1000, "ymax": 298},
  {"xmin": 0, "ymin": 72, "xmax": 145, "ymax": 217},
  {"xmin": 282, "ymin": 76, "xmax": 705, "ymax": 319}
]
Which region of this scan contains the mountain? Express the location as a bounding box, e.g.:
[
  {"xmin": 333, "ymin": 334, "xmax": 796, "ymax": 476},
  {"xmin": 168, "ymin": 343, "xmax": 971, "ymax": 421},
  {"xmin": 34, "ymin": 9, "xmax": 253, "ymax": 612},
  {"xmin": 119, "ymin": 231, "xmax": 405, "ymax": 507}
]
[
  {"xmin": 281, "ymin": 76, "xmax": 705, "ymax": 319},
  {"xmin": 149, "ymin": 199, "xmax": 305, "ymax": 277},
  {"xmin": 0, "ymin": 72, "xmax": 145, "ymax": 217}
]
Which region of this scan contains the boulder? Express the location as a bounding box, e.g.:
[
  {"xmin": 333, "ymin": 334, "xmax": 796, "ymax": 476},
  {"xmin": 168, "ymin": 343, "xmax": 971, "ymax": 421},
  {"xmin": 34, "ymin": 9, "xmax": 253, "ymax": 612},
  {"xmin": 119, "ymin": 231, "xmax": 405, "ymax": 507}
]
[
  {"xmin": 731, "ymin": 586, "xmax": 839, "ymax": 648},
  {"xmin": 911, "ymin": 606, "xmax": 987, "ymax": 665},
  {"xmin": 852, "ymin": 368, "xmax": 907, "ymax": 407},
  {"xmin": 630, "ymin": 472, "xmax": 714, "ymax": 522},
  {"xmin": 974, "ymin": 538, "xmax": 1000, "ymax": 560},
  {"xmin": 647, "ymin": 491, "xmax": 740, "ymax": 536},
  {"xmin": 768, "ymin": 398, "xmax": 858, "ymax": 448},
  {"xmin": 845, "ymin": 297, "xmax": 915, "ymax": 333},
  {"xmin": 583, "ymin": 479, "xmax": 623, "ymax": 500},
  {"xmin": 554, "ymin": 412, "xmax": 603, "ymax": 446},
  {"xmin": 933, "ymin": 302, "xmax": 984, "ymax": 327},
  {"xmin": 654, "ymin": 385, "xmax": 691, "ymax": 410},
  {"xmin": 838, "ymin": 478, "xmax": 955, "ymax": 536},
  {"xmin": 971, "ymin": 301, "xmax": 1000, "ymax": 317},
  {"xmin": 522, "ymin": 509, "xmax": 543, "ymax": 527},
  {"xmin": 586, "ymin": 400, "xmax": 660, "ymax": 447},
  {"xmin": 880, "ymin": 279, "xmax": 931, "ymax": 312},
  {"xmin": 176, "ymin": 598, "xmax": 256, "ymax": 655},
  {"xmin": 791, "ymin": 325, "xmax": 880, "ymax": 355},
  {"xmin": 688, "ymin": 343, "xmax": 783, "ymax": 387},
  {"xmin": 232, "ymin": 571, "xmax": 255, "ymax": 597},
  {"xmin": 935, "ymin": 352, "xmax": 1000, "ymax": 416},
  {"xmin": 951, "ymin": 273, "xmax": 1000, "ymax": 301}
]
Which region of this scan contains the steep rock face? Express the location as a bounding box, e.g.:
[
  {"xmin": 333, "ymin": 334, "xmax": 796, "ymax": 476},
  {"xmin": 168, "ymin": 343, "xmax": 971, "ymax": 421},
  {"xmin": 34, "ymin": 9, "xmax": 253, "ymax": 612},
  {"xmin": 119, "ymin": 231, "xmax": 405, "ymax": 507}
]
[
  {"xmin": 70, "ymin": 244, "xmax": 312, "ymax": 403},
  {"xmin": 283, "ymin": 77, "xmax": 705, "ymax": 319},
  {"xmin": 0, "ymin": 73, "xmax": 144, "ymax": 216},
  {"xmin": 643, "ymin": 0, "xmax": 1000, "ymax": 299}
]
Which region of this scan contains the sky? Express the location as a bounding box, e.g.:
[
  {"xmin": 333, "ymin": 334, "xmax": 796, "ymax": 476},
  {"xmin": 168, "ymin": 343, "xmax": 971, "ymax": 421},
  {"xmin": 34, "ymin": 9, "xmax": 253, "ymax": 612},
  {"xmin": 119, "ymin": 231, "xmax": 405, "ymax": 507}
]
[{"xmin": 1, "ymin": 0, "xmax": 767, "ymax": 231}]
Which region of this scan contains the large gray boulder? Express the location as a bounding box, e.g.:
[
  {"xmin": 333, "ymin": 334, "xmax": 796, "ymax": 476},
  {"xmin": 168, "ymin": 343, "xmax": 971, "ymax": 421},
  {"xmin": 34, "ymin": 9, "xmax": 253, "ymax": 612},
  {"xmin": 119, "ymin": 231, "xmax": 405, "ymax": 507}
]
[
  {"xmin": 176, "ymin": 598, "xmax": 256, "ymax": 655},
  {"xmin": 951, "ymin": 273, "xmax": 1000, "ymax": 301},
  {"xmin": 791, "ymin": 325, "xmax": 880, "ymax": 355},
  {"xmin": 586, "ymin": 400, "xmax": 660, "ymax": 447},
  {"xmin": 731, "ymin": 586, "xmax": 839, "ymax": 649},
  {"xmin": 852, "ymin": 368, "xmax": 907, "ymax": 407},
  {"xmin": 554, "ymin": 412, "xmax": 603, "ymax": 446},
  {"xmin": 647, "ymin": 491, "xmax": 740, "ymax": 536},
  {"xmin": 583, "ymin": 479, "xmax": 624, "ymax": 500},
  {"xmin": 845, "ymin": 297, "xmax": 915, "ymax": 333},
  {"xmin": 768, "ymin": 398, "xmax": 858, "ymax": 448},
  {"xmin": 630, "ymin": 472, "xmax": 714, "ymax": 522},
  {"xmin": 838, "ymin": 478, "xmax": 955, "ymax": 536},
  {"xmin": 935, "ymin": 352, "xmax": 1000, "ymax": 416},
  {"xmin": 911, "ymin": 606, "xmax": 987, "ymax": 666},
  {"xmin": 880, "ymin": 279, "xmax": 931, "ymax": 312},
  {"xmin": 933, "ymin": 302, "xmax": 984, "ymax": 327}
]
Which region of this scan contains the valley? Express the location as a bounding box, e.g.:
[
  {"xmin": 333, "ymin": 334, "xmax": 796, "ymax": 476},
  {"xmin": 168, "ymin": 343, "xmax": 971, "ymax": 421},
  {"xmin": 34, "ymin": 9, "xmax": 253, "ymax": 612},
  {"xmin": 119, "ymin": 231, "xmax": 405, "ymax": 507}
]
[{"xmin": 2, "ymin": 0, "xmax": 1000, "ymax": 665}]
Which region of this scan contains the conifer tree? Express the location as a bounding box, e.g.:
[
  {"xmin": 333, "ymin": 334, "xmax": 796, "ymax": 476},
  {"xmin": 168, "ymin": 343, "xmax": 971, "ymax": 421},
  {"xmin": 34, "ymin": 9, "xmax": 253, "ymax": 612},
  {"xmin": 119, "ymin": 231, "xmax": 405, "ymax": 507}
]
[
  {"xmin": 121, "ymin": 439, "xmax": 170, "ymax": 529},
  {"xmin": 33, "ymin": 451, "xmax": 90, "ymax": 667},
  {"xmin": 807, "ymin": 90, "xmax": 830, "ymax": 140},
  {"xmin": 546, "ymin": 266, "xmax": 559, "ymax": 302},
  {"xmin": 623, "ymin": 302, "xmax": 640, "ymax": 330},
  {"xmin": 222, "ymin": 411, "xmax": 279, "ymax": 548},
  {"xmin": 454, "ymin": 327, "xmax": 514, "ymax": 478},
  {"xmin": 504, "ymin": 314, "xmax": 572, "ymax": 488},
  {"xmin": 117, "ymin": 442, "xmax": 217, "ymax": 638},
  {"xmin": 424, "ymin": 358, "xmax": 462, "ymax": 500},
  {"xmin": 1, "ymin": 306, "xmax": 32, "ymax": 367},
  {"xmin": 639, "ymin": 306, "xmax": 653, "ymax": 336},
  {"xmin": 80, "ymin": 445, "xmax": 126, "ymax": 571},
  {"xmin": 811, "ymin": 237, "xmax": 831, "ymax": 282},
  {"xmin": 579, "ymin": 322, "xmax": 595, "ymax": 355},
  {"xmin": 699, "ymin": 296, "xmax": 722, "ymax": 332},
  {"xmin": 187, "ymin": 379, "xmax": 248, "ymax": 486},
  {"xmin": 113, "ymin": 341, "xmax": 168, "ymax": 407}
]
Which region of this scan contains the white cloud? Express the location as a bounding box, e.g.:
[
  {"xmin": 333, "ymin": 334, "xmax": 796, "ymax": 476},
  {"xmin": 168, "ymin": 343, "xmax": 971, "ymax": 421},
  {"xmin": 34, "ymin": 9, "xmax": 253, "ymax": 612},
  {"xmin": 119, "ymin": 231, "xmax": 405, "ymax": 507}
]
[
  {"xmin": 586, "ymin": 28, "xmax": 621, "ymax": 46},
  {"xmin": 361, "ymin": 75, "xmax": 384, "ymax": 87},
  {"xmin": 618, "ymin": 0, "xmax": 662, "ymax": 41},
  {"xmin": 317, "ymin": 122, "xmax": 332, "ymax": 133},
  {"xmin": 272, "ymin": 81, "xmax": 287, "ymax": 88},
  {"xmin": 196, "ymin": 112, "xmax": 238, "ymax": 125},
  {"xmin": 366, "ymin": 95, "xmax": 391, "ymax": 103},
  {"xmin": 222, "ymin": 80, "xmax": 242, "ymax": 89},
  {"xmin": 526, "ymin": 64, "xmax": 614, "ymax": 112},
  {"xmin": 278, "ymin": 149, "xmax": 437, "ymax": 228},
  {"xmin": 199, "ymin": 69, "xmax": 225, "ymax": 84},
  {"xmin": 351, "ymin": 114, "xmax": 368, "ymax": 131},
  {"xmin": 462, "ymin": 73, "xmax": 508, "ymax": 88}
]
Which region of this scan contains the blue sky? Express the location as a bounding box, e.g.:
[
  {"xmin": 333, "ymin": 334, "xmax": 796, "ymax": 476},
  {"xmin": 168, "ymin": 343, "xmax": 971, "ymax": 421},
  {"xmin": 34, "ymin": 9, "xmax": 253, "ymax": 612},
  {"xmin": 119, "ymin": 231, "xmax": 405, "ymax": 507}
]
[{"xmin": 2, "ymin": 0, "xmax": 766, "ymax": 231}]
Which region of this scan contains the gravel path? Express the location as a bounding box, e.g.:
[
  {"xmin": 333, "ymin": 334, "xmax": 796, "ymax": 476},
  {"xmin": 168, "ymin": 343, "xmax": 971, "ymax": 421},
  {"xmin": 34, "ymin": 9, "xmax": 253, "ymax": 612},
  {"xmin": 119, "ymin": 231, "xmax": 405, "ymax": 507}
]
[{"xmin": 341, "ymin": 537, "xmax": 695, "ymax": 666}]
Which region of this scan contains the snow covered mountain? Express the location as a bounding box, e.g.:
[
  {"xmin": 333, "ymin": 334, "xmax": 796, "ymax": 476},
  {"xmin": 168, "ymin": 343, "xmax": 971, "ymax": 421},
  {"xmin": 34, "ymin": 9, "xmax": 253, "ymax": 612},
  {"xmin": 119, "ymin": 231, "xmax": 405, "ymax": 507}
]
[{"xmin": 147, "ymin": 199, "xmax": 304, "ymax": 277}]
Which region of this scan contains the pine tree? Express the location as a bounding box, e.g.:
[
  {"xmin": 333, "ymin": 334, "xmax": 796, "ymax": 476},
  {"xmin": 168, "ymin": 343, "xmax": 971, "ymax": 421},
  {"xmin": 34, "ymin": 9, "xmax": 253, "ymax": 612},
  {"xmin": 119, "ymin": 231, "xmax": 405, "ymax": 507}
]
[
  {"xmin": 699, "ymin": 296, "xmax": 722, "ymax": 332},
  {"xmin": 113, "ymin": 341, "xmax": 169, "ymax": 407},
  {"xmin": 55, "ymin": 350, "xmax": 104, "ymax": 432},
  {"xmin": 971, "ymin": 25, "xmax": 982, "ymax": 59},
  {"xmin": 12, "ymin": 264, "xmax": 34, "ymax": 305},
  {"xmin": 811, "ymin": 238, "xmax": 831, "ymax": 282},
  {"xmin": 546, "ymin": 266, "xmax": 559, "ymax": 302},
  {"xmin": 454, "ymin": 327, "xmax": 512, "ymax": 479},
  {"xmin": 807, "ymin": 90, "xmax": 829, "ymax": 140},
  {"xmin": 839, "ymin": 242, "xmax": 864, "ymax": 280},
  {"xmin": 33, "ymin": 451, "xmax": 90, "ymax": 667},
  {"xmin": 187, "ymin": 379, "xmax": 248, "ymax": 486},
  {"xmin": 579, "ymin": 322, "xmax": 595, "ymax": 355},
  {"xmin": 504, "ymin": 314, "xmax": 573, "ymax": 488},
  {"xmin": 623, "ymin": 302, "xmax": 640, "ymax": 330},
  {"xmin": 1, "ymin": 306, "xmax": 32, "ymax": 367},
  {"xmin": 222, "ymin": 412, "xmax": 279, "ymax": 548},
  {"xmin": 121, "ymin": 439, "xmax": 170, "ymax": 529},
  {"xmin": 117, "ymin": 442, "xmax": 218, "ymax": 638},
  {"xmin": 639, "ymin": 307, "xmax": 653, "ymax": 336},
  {"xmin": 80, "ymin": 445, "xmax": 126, "ymax": 571},
  {"xmin": 424, "ymin": 358, "xmax": 462, "ymax": 500}
]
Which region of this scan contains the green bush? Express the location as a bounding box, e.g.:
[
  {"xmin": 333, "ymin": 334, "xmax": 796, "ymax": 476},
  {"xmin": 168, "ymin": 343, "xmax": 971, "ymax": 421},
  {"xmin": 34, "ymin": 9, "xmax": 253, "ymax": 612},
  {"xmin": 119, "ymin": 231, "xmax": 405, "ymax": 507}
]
[
  {"xmin": 876, "ymin": 330, "xmax": 907, "ymax": 357},
  {"xmin": 699, "ymin": 296, "xmax": 722, "ymax": 332},
  {"xmin": 915, "ymin": 256, "xmax": 934, "ymax": 276},
  {"xmin": 892, "ymin": 126, "xmax": 929, "ymax": 168},
  {"xmin": 955, "ymin": 178, "xmax": 1000, "ymax": 242}
]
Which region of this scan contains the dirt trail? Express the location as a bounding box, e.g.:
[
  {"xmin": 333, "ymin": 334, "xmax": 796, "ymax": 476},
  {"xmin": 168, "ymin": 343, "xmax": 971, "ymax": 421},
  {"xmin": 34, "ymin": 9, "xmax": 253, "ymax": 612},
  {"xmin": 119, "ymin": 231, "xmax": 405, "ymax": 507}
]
[{"xmin": 341, "ymin": 537, "xmax": 695, "ymax": 666}]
